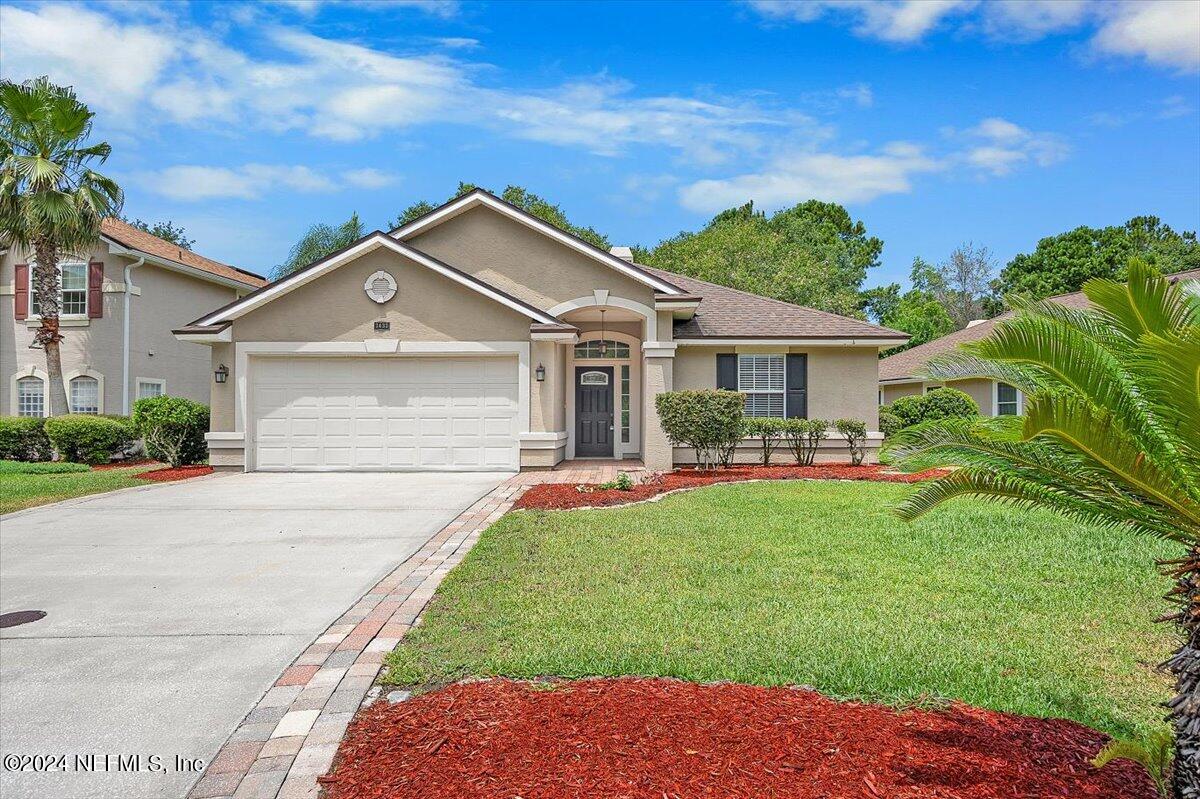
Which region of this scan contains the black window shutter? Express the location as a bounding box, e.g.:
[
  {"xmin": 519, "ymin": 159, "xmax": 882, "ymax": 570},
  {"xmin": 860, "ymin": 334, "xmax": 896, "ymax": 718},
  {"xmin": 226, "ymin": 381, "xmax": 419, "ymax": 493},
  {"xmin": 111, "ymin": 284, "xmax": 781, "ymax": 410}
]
[
  {"xmin": 786, "ymin": 354, "xmax": 807, "ymax": 418},
  {"xmin": 716, "ymin": 354, "xmax": 738, "ymax": 390}
]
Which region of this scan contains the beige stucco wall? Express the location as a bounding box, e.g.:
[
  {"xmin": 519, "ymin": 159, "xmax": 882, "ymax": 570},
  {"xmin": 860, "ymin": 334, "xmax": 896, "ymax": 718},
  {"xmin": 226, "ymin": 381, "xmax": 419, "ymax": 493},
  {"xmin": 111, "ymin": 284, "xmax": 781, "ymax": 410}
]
[
  {"xmin": 231, "ymin": 247, "xmax": 531, "ymax": 343},
  {"xmin": 2, "ymin": 244, "xmax": 244, "ymax": 415},
  {"xmin": 881, "ymin": 382, "xmax": 922, "ymax": 404},
  {"xmin": 407, "ymin": 205, "xmax": 659, "ymax": 313},
  {"xmin": 674, "ymin": 345, "xmax": 881, "ymax": 428},
  {"xmin": 209, "ymin": 343, "xmax": 235, "ymax": 431}
]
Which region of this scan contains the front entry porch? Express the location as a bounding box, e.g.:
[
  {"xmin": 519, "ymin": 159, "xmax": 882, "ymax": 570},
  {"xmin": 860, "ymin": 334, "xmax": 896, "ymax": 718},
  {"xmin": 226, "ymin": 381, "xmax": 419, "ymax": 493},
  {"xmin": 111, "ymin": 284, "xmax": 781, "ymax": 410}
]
[{"xmin": 514, "ymin": 459, "xmax": 647, "ymax": 485}]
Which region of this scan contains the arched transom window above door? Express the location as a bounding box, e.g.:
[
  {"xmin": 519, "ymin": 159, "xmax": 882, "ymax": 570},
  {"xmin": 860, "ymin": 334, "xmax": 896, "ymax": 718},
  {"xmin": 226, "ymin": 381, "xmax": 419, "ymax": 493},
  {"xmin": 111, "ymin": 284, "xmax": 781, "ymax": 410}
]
[{"xmin": 574, "ymin": 339, "xmax": 630, "ymax": 359}]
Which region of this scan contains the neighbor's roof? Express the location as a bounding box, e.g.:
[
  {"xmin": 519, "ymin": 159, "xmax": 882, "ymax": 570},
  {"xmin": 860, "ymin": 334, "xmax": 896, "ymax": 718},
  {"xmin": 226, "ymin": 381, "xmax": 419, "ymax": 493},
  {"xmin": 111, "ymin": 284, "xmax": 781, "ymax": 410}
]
[
  {"xmin": 639, "ymin": 266, "xmax": 908, "ymax": 340},
  {"xmin": 101, "ymin": 218, "xmax": 267, "ymax": 289},
  {"xmin": 879, "ymin": 267, "xmax": 1200, "ymax": 382}
]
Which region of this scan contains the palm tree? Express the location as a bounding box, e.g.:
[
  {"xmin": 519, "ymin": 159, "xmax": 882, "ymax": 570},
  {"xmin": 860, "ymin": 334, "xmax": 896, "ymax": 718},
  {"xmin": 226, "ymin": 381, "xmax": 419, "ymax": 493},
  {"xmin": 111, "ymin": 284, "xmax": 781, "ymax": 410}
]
[
  {"xmin": 884, "ymin": 260, "xmax": 1199, "ymax": 796},
  {"xmin": 272, "ymin": 213, "xmax": 364, "ymax": 280},
  {"xmin": 0, "ymin": 77, "xmax": 123, "ymax": 415}
]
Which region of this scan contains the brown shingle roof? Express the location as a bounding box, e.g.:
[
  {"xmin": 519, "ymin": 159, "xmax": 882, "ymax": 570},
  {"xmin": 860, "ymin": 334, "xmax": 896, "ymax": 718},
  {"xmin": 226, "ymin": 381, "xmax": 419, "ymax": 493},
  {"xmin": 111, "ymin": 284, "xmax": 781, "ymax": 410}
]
[
  {"xmin": 879, "ymin": 267, "xmax": 1200, "ymax": 381},
  {"xmin": 101, "ymin": 218, "xmax": 266, "ymax": 288},
  {"xmin": 638, "ymin": 265, "xmax": 907, "ymax": 340}
]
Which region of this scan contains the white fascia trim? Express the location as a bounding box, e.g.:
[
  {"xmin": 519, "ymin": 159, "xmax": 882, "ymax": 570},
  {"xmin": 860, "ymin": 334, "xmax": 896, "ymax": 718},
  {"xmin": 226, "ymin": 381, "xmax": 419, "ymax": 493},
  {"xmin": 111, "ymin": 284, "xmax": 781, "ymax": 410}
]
[
  {"xmin": 530, "ymin": 331, "xmax": 579, "ymax": 342},
  {"xmin": 391, "ymin": 193, "xmax": 683, "ymax": 295},
  {"xmin": 103, "ymin": 237, "xmax": 261, "ymax": 291},
  {"xmin": 196, "ymin": 234, "xmax": 557, "ymax": 326},
  {"xmin": 233, "ymin": 341, "xmax": 531, "ymax": 470},
  {"xmin": 879, "ymin": 376, "xmax": 920, "ymax": 385},
  {"xmin": 654, "ymin": 299, "xmax": 700, "ymax": 311},
  {"xmin": 641, "ymin": 342, "xmax": 677, "ymax": 358},
  {"xmin": 675, "ymin": 337, "xmax": 910, "ymax": 347},
  {"xmin": 173, "ymin": 327, "xmax": 233, "ymax": 344}
]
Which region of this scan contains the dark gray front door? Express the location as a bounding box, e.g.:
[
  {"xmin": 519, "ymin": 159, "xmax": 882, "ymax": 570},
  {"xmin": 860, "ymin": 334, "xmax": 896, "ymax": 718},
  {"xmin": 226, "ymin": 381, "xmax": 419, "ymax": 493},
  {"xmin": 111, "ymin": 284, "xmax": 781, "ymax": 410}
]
[{"xmin": 576, "ymin": 366, "xmax": 614, "ymax": 457}]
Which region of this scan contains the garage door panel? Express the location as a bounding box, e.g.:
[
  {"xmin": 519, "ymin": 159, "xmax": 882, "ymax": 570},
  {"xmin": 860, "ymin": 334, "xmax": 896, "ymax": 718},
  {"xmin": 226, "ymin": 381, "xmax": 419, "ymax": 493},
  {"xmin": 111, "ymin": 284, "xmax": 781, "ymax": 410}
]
[{"xmin": 252, "ymin": 356, "xmax": 518, "ymax": 471}]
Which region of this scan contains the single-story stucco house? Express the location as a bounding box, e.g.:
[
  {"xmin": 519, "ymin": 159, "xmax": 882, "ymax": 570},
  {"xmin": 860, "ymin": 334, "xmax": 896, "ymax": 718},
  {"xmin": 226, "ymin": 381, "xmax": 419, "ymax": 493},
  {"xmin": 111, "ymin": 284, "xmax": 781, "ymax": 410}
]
[
  {"xmin": 175, "ymin": 190, "xmax": 908, "ymax": 473},
  {"xmin": 879, "ymin": 267, "xmax": 1200, "ymax": 416}
]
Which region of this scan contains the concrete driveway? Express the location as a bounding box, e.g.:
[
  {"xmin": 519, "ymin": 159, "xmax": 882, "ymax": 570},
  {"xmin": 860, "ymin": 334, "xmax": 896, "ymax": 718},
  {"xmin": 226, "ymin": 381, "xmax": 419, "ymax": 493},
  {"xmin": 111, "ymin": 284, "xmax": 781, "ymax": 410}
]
[{"xmin": 0, "ymin": 471, "xmax": 509, "ymax": 799}]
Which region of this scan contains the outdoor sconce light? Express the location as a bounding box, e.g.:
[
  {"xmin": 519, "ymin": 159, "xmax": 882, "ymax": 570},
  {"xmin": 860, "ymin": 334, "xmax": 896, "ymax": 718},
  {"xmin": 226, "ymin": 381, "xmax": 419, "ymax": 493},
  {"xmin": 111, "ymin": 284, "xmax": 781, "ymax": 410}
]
[
  {"xmin": 535, "ymin": 364, "xmax": 546, "ymax": 382},
  {"xmin": 214, "ymin": 364, "xmax": 229, "ymax": 384}
]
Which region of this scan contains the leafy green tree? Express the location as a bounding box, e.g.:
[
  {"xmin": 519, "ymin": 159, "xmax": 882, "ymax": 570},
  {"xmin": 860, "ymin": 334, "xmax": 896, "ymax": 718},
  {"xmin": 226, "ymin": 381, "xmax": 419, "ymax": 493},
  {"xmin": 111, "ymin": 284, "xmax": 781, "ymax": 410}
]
[
  {"xmin": 0, "ymin": 77, "xmax": 123, "ymax": 415},
  {"xmin": 121, "ymin": 217, "xmax": 195, "ymax": 249},
  {"xmin": 864, "ymin": 258, "xmax": 956, "ymax": 355},
  {"xmin": 644, "ymin": 200, "xmax": 882, "ymax": 317},
  {"xmin": 390, "ymin": 183, "xmax": 610, "ymax": 250},
  {"xmin": 996, "ymin": 216, "xmax": 1200, "ymax": 302},
  {"xmin": 272, "ymin": 213, "xmax": 364, "ymax": 280},
  {"xmin": 886, "ymin": 261, "xmax": 1200, "ymax": 796}
]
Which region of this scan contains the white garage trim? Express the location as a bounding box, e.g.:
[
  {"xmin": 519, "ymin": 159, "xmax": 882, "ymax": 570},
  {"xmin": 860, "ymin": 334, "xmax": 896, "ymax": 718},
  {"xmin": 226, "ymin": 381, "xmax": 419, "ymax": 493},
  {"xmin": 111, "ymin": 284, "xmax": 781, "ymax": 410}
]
[{"xmin": 234, "ymin": 341, "xmax": 530, "ymax": 471}]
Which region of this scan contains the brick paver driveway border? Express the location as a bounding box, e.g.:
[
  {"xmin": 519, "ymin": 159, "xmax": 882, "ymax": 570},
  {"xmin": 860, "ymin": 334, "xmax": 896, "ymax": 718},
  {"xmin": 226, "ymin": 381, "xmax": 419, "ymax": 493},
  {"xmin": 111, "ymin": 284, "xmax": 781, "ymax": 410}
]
[{"xmin": 188, "ymin": 460, "xmax": 644, "ymax": 799}]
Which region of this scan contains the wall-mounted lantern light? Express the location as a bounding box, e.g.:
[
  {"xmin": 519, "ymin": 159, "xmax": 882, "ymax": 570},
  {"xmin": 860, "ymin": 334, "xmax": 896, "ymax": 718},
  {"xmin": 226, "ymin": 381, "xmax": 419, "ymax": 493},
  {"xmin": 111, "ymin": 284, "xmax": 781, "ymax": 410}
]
[
  {"xmin": 535, "ymin": 363, "xmax": 546, "ymax": 382},
  {"xmin": 214, "ymin": 364, "xmax": 229, "ymax": 384}
]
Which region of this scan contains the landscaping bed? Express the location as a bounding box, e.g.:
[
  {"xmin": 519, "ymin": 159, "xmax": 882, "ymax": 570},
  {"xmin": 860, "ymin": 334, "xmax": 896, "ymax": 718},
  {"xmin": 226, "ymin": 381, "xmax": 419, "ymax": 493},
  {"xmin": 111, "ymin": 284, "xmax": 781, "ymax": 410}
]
[
  {"xmin": 135, "ymin": 464, "xmax": 213, "ymax": 482},
  {"xmin": 323, "ymin": 677, "xmax": 1154, "ymax": 799},
  {"xmin": 513, "ymin": 463, "xmax": 948, "ymax": 510}
]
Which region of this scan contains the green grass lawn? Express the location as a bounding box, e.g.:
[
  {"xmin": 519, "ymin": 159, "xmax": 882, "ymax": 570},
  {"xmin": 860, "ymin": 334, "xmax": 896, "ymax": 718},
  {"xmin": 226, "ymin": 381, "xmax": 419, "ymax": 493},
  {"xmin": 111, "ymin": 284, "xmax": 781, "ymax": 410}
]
[
  {"xmin": 386, "ymin": 480, "xmax": 1177, "ymax": 740},
  {"xmin": 0, "ymin": 462, "xmax": 159, "ymax": 514}
]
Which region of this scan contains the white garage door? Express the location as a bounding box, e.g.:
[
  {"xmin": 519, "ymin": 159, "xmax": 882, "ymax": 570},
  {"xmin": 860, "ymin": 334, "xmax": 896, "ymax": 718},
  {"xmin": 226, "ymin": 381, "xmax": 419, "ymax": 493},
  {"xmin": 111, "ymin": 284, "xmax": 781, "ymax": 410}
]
[{"xmin": 251, "ymin": 356, "xmax": 519, "ymax": 471}]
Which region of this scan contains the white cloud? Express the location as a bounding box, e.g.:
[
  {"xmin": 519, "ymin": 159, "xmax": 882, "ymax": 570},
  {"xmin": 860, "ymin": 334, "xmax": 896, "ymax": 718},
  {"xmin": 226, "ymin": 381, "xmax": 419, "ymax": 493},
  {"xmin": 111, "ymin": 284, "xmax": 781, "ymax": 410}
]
[
  {"xmin": 1092, "ymin": 1, "xmax": 1200, "ymax": 72},
  {"xmin": 1159, "ymin": 95, "xmax": 1194, "ymax": 119},
  {"xmin": 678, "ymin": 141, "xmax": 942, "ymax": 212},
  {"xmin": 434, "ymin": 37, "xmax": 481, "ymax": 49},
  {"xmin": 748, "ymin": 0, "xmax": 975, "ymax": 43},
  {"xmin": 343, "ymin": 168, "xmax": 398, "ymax": 189},
  {"xmin": 954, "ymin": 117, "xmax": 1070, "ymax": 175},
  {"xmin": 139, "ymin": 164, "xmax": 336, "ymax": 201},
  {"xmin": 976, "ymin": 0, "xmax": 1090, "ymax": 41},
  {"xmin": 267, "ymin": 1, "xmax": 461, "ymax": 18},
  {"xmin": 836, "ymin": 83, "xmax": 874, "ymax": 108}
]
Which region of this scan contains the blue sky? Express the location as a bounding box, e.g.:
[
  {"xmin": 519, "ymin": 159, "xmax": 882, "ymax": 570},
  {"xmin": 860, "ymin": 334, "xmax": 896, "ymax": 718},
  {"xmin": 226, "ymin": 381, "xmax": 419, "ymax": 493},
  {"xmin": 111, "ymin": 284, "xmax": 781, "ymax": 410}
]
[{"xmin": 2, "ymin": 0, "xmax": 1198, "ymax": 288}]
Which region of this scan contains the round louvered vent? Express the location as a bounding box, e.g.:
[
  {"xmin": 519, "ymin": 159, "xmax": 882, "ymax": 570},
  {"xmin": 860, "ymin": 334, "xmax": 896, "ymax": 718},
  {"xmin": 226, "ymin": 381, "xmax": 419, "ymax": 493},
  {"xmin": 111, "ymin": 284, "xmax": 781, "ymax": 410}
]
[{"xmin": 364, "ymin": 270, "xmax": 398, "ymax": 303}]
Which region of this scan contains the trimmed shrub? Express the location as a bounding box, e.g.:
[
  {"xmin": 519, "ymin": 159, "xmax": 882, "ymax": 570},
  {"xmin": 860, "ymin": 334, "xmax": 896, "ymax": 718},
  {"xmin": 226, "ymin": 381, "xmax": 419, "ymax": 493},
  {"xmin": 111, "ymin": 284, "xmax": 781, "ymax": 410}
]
[
  {"xmin": 878, "ymin": 408, "xmax": 903, "ymax": 439},
  {"xmin": 132, "ymin": 396, "xmax": 210, "ymax": 467},
  {"xmin": 835, "ymin": 418, "xmax": 868, "ymax": 466},
  {"xmin": 44, "ymin": 415, "xmax": 135, "ymax": 465},
  {"xmin": 742, "ymin": 416, "xmax": 789, "ymax": 465},
  {"xmin": 655, "ymin": 390, "xmax": 744, "ymax": 469},
  {"xmin": 0, "ymin": 459, "xmax": 90, "ymax": 474},
  {"xmin": 887, "ymin": 388, "xmax": 979, "ymax": 431},
  {"xmin": 783, "ymin": 418, "xmax": 829, "ymax": 466},
  {"xmin": 0, "ymin": 416, "xmax": 53, "ymax": 461}
]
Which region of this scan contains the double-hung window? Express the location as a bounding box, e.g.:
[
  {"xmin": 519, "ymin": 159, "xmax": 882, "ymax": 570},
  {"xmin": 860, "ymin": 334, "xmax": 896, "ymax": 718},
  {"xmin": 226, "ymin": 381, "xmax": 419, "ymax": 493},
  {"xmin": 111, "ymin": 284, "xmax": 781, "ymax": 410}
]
[
  {"xmin": 30, "ymin": 261, "xmax": 88, "ymax": 317},
  {"xmin": 738, "ymin": 354, "xmax": 785, "ymax": 417},
  {"xmin": 996, "ymin": 382, "xmax": 1021, "ymax": 416}
]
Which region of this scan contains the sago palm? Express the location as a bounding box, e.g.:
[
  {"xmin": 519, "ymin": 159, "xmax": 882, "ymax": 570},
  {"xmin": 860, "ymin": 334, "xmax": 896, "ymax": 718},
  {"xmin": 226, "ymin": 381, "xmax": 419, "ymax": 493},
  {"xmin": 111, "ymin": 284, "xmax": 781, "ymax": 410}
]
[
  {"xmin": 0, "ymin": 77, "xmax": 123, "ymax": 415},
  {"xmin": 885, "ymin": 261, "xmax": 1200, "ymax": 797}
]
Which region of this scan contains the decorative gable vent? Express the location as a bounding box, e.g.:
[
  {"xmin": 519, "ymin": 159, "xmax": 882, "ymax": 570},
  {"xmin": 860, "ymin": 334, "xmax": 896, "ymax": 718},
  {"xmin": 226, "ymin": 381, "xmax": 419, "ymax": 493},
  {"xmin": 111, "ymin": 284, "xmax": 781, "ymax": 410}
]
[{"xmin": 364, "ymin": 271, "xmax": 397, "ymax": 304}]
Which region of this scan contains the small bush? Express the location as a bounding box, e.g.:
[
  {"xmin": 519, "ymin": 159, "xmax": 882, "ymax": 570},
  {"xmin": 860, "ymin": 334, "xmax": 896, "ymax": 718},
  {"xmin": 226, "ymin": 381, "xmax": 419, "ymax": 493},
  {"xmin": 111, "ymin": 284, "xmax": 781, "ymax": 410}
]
[
  {"xmin": 132, "ymin": 396, "xmax": 210, "ymax": 467},
  {"xmin": 656, "ymin": 390, "xmax": 744, "ymax": 469},
  {"xmin": 878, "ymin": 408, "xmax": 903, "ymax": 439},
  {"xmin": 835, "ymin": 418, "xmax": 868, "ymax": 466},
  {"xmin": 0, "ymin": 416, "xmax": 53, "ymax": 461},
  {"xmin": 742, "ymin": 416, "xmax": 789, "ymax": 465},
  {"xmin": 783, "ymin": 418, "xmax": 829, "ymax": 466},
  {"xmin": 44, "ymin": 415, "xmax": 135, "ymax": 465},
  {"xmin": 888, "ymin": 388, "xmax": 979, "ymax": 432},
  {"xmin": 0, "ymin": 459, "xmax": 91, "ymax": 474},
  {"xmin": 599, "ymin": 472, "xmax": 635, "ymax": 491}
]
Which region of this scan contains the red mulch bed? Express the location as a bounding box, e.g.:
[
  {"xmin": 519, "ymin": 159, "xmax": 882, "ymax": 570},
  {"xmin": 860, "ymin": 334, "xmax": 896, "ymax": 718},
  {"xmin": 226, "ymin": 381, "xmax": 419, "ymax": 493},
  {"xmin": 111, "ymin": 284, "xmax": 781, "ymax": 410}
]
[
  {"xmin": 92, "ymin": 457, "xmax": 158, "ymax": 471},
  {"xmin": 135, "ymin": 465, "xmax": 214, "ymax": 482},
  {"xmin": 513, "ymin": 464, "xmax": 950, "ymax": 511},
  {"xmin": 321, "ymin": 678, "xmax": 1152, "ymax": 799}
]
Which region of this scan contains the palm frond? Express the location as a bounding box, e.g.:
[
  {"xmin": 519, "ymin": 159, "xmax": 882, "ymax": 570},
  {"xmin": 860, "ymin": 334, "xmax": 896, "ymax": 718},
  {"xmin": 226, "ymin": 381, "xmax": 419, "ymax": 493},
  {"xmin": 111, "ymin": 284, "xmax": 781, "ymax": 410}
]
[
  {"xmin": 1084, "ymin": 259, "xmax": 1197, "ymax": 340},
  {"xmin": 920, "ymin": 352, "xmax": 1049, "ymax": 394}
]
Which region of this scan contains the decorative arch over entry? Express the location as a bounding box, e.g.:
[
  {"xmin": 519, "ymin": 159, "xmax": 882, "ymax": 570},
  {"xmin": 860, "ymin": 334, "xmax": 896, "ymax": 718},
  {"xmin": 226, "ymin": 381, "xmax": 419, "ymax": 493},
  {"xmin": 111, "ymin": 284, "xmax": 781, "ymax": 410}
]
[{"xmin": 547, "ymin": 295, "xmax": 658, "ymax": 341}]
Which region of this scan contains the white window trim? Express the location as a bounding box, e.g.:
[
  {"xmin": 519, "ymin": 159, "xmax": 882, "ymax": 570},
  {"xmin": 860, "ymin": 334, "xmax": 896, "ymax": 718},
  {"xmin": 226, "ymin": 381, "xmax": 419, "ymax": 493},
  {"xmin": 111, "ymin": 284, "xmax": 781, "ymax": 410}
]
[
  {"xmin": 992, "ymin": 380, "xmax": 1024, "ymax": 416},
  {"xmin": 65, "ymin": 368, "xmax": 105, "ymax": 414},
  {"xmin": 29, "ymin": 260, "xmax": 90, "ymax": 320},
  {"xmin": 136, "ymin": 377, "xmax": 167, "ymax": 400},
  {"xmin": 11, "ymin": 366, "xmax": 49, "ymax": 418},
  {"xmin": 566, "ymin": 330, "xmax": 642, "ymax": 461},
  {"xmin": 738, "ymin": 353, "xmax": 786, "ymax": 418}
]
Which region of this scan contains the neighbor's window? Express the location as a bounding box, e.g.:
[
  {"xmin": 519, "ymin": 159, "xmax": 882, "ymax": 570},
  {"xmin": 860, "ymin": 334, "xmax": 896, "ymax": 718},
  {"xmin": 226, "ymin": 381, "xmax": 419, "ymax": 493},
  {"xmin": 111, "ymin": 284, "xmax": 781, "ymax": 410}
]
[
  {"xmin": 739, "ymin": 354, "xmax": 785, "ymax": 417},
  {"xmin": 620, "ymin": 365, "xmax": 630, "ymax": 443},
  {"xmin": 30, "ymin": 261, "xmax": 88, "ymax": 316},
  {"xmin": 996, "ymin": 382, "xmax": 1021, "ymax": 416},
  {"xmin": 137, "ymin": 380, "xmax": 165, "ymax": 400},
  {"xmin": 574, "ymin": 340, "xmax": 630, "ymax": 359},
  {"xmin": 69, "ymin": 376, "xmax": 99, "ymax": 414},
  {"xmin": 16, "ymin": 376, "xmax": 44, "ymax": 417}
]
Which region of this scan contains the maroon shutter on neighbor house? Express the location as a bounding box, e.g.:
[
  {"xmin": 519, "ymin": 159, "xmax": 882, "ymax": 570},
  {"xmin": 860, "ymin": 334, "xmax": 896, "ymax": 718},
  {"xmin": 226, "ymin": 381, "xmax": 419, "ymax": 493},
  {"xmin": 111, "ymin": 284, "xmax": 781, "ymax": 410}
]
[
  {"xmin": 14, "ymin": 263, "xmax": 29, "ymax": 320},
  {"xmin": 88, "ymin": 261, "xmax": 104, "ymax": 319}
]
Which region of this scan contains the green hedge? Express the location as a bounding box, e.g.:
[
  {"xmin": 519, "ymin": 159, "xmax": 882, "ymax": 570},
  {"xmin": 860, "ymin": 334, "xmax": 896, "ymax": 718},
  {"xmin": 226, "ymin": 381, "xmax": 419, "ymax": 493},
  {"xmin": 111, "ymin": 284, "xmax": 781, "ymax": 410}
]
[
  {"xmin": 0, "ymin": 416, "xmax": 53, "ymax": 462},
  {"xmin": 742, "ymin": 417, "xmax": 789, "ymax": 465},
  {"xmin": 783, "ymin": 418, "xmax": 830, "ymax": 466},
  {"xmin": 44, "ymin": 415, "xmax": 135, "ymax": 465},
  {"xmin": 132, "ymin": 396, "xmax": 209, "ymax": 467},
  {"xmin": 878, "ymin": 408, "xmax": 903, "ymax": 439},
  {"xmin": 886, "ymin": 388, "xmax": 979, "ymax": 433},
  {"xmin": 655, "ymin": 390, "xmax": 744, "ymax": 469}
]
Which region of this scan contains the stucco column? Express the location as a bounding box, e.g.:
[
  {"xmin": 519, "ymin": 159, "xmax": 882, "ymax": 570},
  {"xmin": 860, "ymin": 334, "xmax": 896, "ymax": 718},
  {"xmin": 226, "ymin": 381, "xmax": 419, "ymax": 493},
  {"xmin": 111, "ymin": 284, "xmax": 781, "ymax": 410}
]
[{"xmin": 641, "ymin": 342, "xmax": 676, "ymax": 472}]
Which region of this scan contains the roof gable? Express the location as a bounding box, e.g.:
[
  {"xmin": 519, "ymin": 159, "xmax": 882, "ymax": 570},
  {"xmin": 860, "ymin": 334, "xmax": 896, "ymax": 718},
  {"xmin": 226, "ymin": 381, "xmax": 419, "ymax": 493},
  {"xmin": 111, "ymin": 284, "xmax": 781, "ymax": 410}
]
[
  {"xmin": 193, "ymin": 232, "xmax": 558, "ymax": 326},
  {"xmin": 101, "ymin": 218, "xmax": 266, "ymax": 289},
  {"xmin": 390, "ymin": 190, "xmax": 684, "ymax": 295}
]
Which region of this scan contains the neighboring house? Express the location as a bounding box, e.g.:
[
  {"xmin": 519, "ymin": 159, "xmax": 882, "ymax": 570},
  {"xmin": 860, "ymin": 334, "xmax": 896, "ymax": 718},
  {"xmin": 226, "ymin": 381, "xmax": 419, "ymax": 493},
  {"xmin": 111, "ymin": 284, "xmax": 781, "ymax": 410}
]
[
  {"xmin": 879, "ymin": 267, "xmax": 1200, "ymax": 415},
  {"xmin": 175, "ymin": 189, "xmax": 907, "ymax": 473},
  {"xmin": 1, "ymin": 219, "xmax": 266, "ymax": 418}
]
